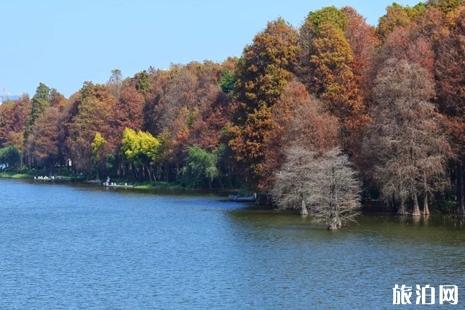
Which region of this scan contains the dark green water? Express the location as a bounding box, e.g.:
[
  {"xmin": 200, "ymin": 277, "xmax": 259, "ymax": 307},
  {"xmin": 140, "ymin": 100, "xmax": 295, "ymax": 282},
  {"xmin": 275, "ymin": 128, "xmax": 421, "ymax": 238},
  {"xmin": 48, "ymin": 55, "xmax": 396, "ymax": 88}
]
[{"xmin": 0, "ymin": 179, "xmax": 464, "ymax": 309}]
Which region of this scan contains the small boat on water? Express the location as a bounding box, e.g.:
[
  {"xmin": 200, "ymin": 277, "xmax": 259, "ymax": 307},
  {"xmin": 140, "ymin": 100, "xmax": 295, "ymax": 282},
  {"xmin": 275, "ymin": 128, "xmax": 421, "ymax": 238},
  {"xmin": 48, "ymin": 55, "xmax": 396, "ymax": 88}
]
[
  {"xmin": 228, "ymin": 193, "xmax": 257, "ymax": 202},
  {"xmin": 103, "ymin": 183, "xmax": 134, "ymax": 189},
  {"xmin": 34, "ymin": 176, "xmax": 57, "ymax": 182},
  {"xmin": 102, "ymin": 177, "xmax": 134, "ymax": 189}
]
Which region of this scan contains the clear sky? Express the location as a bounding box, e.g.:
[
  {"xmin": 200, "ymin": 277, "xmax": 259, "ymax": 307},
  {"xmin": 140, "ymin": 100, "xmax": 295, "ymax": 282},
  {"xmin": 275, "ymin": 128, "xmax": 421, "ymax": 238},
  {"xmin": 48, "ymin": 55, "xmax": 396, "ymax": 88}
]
[{"xmin": 0, "ymin": 0, "xmax": 421, "ymax": 97}]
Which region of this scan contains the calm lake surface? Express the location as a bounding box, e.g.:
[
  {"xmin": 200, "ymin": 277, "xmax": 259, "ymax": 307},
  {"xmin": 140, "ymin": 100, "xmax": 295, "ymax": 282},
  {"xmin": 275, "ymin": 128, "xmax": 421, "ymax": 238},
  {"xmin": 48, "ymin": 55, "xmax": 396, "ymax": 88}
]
[{"xmin": 1, "ymin": 179, "xmax": 464, "ymax": 309}]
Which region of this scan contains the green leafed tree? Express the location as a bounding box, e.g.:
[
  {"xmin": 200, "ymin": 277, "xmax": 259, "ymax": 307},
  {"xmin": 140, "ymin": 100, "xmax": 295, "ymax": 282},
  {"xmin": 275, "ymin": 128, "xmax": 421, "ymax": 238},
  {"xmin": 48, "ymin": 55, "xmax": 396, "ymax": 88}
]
[
  {"xmin": 134, "ymin": 70, "xmax": 151, "ymax": 95},
  {"xmin": 219, "ymin": 70, "xmax": 236, "ymax": 94},
  {"xmin": 0, "ymin": 146, "xmax": 21, "ymax": 169},
  {"xmin": 303, "ymin": 6, "xmax": 347, "ymax": 33},
  {"xmin": 181, "ymin": 146, "xmax": 218, "ymax": 188},
  {"xmin": 25, "ymin": 83, "xmax": 52, "ymax": 141}
]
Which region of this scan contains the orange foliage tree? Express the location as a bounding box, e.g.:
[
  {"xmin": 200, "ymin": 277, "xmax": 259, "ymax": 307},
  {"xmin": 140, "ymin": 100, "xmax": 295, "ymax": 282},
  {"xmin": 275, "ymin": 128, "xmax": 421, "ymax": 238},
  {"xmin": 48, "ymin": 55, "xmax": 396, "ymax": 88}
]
[{"xmin": 228, "ymin": 18, "xmax": 299, "ymax": 186}]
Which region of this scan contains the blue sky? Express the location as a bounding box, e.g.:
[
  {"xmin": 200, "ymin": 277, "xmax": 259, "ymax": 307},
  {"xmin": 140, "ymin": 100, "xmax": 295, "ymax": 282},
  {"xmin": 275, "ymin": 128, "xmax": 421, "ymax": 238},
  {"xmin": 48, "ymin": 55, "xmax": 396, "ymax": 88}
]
[{"xmin": 0, "ymin": 0, "xmax": 421, "ymax": 97}]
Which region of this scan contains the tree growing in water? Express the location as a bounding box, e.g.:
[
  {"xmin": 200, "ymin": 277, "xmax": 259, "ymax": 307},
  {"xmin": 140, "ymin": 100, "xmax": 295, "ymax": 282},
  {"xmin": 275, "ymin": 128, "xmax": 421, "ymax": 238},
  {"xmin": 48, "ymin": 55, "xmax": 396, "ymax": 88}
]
[
  {"xmin": 365, "ymin": 59, "xmax": 451, "ymax": 215},
  {"xmin": 272, "ymin": 146, "xmax": 361, "ymax": 230},
  {"xmin": 259, "ymin": 80, "xmax": 339, "ymax": 191},
  {"xmin": 435, "ymin": 8, "xmax": 465, "ymax": 214}
]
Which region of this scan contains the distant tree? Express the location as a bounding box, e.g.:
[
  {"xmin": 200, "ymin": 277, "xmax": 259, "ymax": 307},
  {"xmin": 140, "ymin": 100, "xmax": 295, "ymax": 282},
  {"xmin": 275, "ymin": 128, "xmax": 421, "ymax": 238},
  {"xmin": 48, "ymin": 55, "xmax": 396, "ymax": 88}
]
[
  {"xmin": 234, "ymin": 18, "xmax": 299, "ymax": 110},
  {"xmin": 121, "ymin": 128, "xmax": 160, "ymax": 180},
  {"xmin": 272, "ymin": 146, "xmax": 361, "ymax": 230},
  {"xmin": 342, "ymin": 7, "xmax": 379, "ymax": 95},
  {"xmin": 229, "ymin": 18, "xmax": 299, "ymax": 186},
  {"xmin": 24, "ymin": 88, "xmax": 67, "ymax": 167},
  {"xmin": 0, "ymin": 146, "xmax": 21, "ymax": 169},
  {"xmin": 115, "ymin": 85, "xmax": 145, "ymax": 132},
  {"xmin": 143, "ymin": 62, "xmax": 224, "ymax": 172},
  {"xmin": 0, "ymin": 96, "xmax": 30, "ymax": 149},
  {"xmin": 134, "ymin": 70, "xmax": 151, "ymax": 95},
  {"xmin": 91, "ymin": 132, "xmax": 108, "ymax": 178},
  {"xmin": 302, "ymin": 6, "xmax": 347, "ymax": 31},
  {"xmin": 25, "ymin": 83, "xmax": 52, "ymax": 141},
  {"xmin": 227, "ymin": 104, "xmax": 272, "ymax": 185},
  {"xmin": 299, "ymin": 7, "xmax": 367, "ymax": 142},
  {"xmin": 377, "ymin": 3, "xmax": 426, "ymax": 40},
  {"xmin": 188, "ymin": 93, "xmax": 236, "ymax": 152},
  {"xmin": 219, "ymin": 70, "xmax": 236, "ymax": 94},
  {"xmin": 181, "ymin": 146, "xmax": 218, "ymax": 188},
  {"xmin": 65, "ymin": 82, "xmax": 117, "ymax": 172},
  {"xmin": 26, "ymin": 106, "xmax": 62, "ymax": 168},
  {"xmin": 108, "ymin": 69, "xmax": 123, "ymax": 99},
  {"xmin": 428, "ymin": 0, "xmax": 463, "ymax": 13},
  {"xmin": 377, "ymin": 27, "xmax": 435, "ymax": 75}
]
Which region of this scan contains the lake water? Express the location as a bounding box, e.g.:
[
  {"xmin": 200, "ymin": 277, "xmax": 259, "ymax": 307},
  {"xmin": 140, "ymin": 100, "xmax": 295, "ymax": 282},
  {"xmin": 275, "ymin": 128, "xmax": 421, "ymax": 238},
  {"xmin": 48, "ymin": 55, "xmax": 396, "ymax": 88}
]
[{"xmin": 0, "ymin": 179, "xmax": 464, "ymax": 309}]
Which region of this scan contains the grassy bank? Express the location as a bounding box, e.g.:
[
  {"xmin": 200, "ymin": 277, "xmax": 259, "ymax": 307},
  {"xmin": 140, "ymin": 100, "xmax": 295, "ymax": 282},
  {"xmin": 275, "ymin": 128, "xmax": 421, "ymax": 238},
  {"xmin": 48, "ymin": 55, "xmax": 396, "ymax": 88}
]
[
  {"xmin": 0, "ymin": 171, "xmax": 33, "ymax": 179},
  {"xmin": 131, "ymin": 181, "xmax": 186, "ymax": 191},
  {"xmin": 0, "ymin": 171, "xmax": 80, "ymax": 182},
  {"xmin": 0, "ymin": 170, "xmax": 241, "ymax": 196}
]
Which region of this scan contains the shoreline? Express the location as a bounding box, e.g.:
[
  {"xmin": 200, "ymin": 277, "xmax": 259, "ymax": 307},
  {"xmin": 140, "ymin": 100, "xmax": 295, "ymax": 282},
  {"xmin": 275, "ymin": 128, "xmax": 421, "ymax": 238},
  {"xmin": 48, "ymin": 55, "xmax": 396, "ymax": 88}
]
[
  {"xmin": 0, "ymin": 171, "xmax": 241, "ymax": 198},
  {"xmin": 0, "ymin": 172, "xmax": 459, "ymax": 217},
  {"xmin": 3, "ymin": 176, "xmax": 461, "ymax": 221}
]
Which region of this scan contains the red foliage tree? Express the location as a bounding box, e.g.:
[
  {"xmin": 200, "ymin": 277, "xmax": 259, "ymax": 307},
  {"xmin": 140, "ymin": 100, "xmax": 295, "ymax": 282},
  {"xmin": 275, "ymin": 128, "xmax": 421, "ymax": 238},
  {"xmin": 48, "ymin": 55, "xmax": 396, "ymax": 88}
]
[
  {"xmin": 435, "ymin": 7, "xmax": 465, "ymax": 213},
  {"xmin": 0, "ymin": 96, "xmax": 31, "ymax": 150}
]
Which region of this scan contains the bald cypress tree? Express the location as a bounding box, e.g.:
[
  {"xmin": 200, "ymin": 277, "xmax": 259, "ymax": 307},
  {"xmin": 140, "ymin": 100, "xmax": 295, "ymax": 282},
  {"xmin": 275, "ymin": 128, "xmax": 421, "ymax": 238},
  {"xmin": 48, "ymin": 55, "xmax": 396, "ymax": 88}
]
[{"xmin": 228, "ymin": 18, "xmax": 299, "ymax": 186}]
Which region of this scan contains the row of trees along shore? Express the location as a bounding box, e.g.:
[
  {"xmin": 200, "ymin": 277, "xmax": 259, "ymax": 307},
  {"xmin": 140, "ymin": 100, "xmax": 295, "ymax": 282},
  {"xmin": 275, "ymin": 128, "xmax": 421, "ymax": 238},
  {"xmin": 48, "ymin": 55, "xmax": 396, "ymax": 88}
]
[{"xmin": 1, "ymin": 0, "xmax": 465, "ymax": 229}]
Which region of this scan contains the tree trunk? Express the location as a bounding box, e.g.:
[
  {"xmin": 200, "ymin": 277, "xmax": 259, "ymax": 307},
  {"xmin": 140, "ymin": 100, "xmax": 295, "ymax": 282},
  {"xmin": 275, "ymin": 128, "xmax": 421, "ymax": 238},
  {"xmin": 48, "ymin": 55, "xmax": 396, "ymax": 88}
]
[
  {"xmin": 146, "ymin": 165, "xmax": 153, "ymax": 182},
  {"xmin": 412, "ymin": 192, "xmax": 421, "ymax": 216},
  {"xmin": 327, "ymin": 214, "xmax": 339, "ymax": 230},
  {"xmin": 328, "ymin": 223, "xmax": 338, "ymax": 230},
  {"xmin": 423, "ymin": 194, "xmax": 430, "ymax": 215},
  {"xmin": 459, "ymin": 163, "xmax": 465, "ymax": 215},
  {"xmin": 423, "ymin": 173, "xmax": 430, "ymax": 215},
  {"xmin": 300, "ymin": 199, "xmax": 308, "ymax": 216},
  {"xmin": 398, "ymin": 198, "xmax": 407, "ymax": 215}
]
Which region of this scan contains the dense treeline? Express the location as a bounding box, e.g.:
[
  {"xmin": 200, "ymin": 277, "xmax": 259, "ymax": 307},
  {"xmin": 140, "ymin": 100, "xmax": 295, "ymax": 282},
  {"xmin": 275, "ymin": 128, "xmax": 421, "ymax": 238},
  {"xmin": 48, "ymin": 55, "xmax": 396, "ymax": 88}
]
[{"xmin": 1, "ymin": 0, "xmax": 465, "ymax": 218}]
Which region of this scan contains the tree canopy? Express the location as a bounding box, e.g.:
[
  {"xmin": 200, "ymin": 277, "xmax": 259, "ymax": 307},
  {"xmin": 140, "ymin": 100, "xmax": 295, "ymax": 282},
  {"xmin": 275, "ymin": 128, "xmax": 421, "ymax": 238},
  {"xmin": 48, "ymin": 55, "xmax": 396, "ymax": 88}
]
[{"xmin": 2, "ymin": 1, "xmax": 465, "ymax": 220}]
